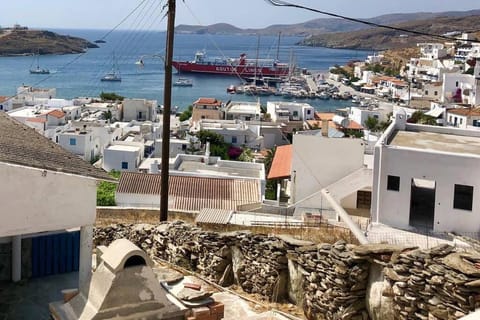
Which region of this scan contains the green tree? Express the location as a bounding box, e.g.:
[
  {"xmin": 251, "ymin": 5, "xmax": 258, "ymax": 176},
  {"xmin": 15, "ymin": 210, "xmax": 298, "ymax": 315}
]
[
  {"xmin": 364, "ymin": 116, "xmax": 379, "ymax": 131},
  {"xmin": 238, "ymin": 147, "xmax": 254, "ymax": 162},
  {"xmin": 408, "ymin": 111, "xmax": 437, "ymax": 125},
  {"xmin": 100, "ymin": 91, "xmax": 124, "ymax": 101},
  {"xmin": 195, "ymin": 130, "xmax": 224, "ymax": 145},
  {"xmin": 179, "ymin": 105, "xmax": 193, "ymax": 121},
  {"xmin": 96, "ymin": 170, "xmax": 120, "ymax": 206}
]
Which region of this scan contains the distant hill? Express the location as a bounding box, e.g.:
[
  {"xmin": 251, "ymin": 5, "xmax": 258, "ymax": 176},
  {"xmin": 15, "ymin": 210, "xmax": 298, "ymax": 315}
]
[
  {"xmin": 175, "ymin": 9, "xmax": 480, "ymax": 37},
  {"xmin": 0, "ymin": 29, "xmax": 98, "ymax": 56},
  {"xmin": 299, "ymin": 15, "xmax": 480, "ymax": 50}
]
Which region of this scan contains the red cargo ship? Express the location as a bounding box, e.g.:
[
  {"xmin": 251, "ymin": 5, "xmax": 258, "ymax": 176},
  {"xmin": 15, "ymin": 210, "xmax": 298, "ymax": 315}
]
[{"xmin": 172, "ymin": 51, "xmax": 290, "ymax": 78}]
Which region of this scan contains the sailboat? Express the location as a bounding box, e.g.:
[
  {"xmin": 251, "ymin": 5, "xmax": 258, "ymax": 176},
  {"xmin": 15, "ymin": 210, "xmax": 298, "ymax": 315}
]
[
  {"xmin": 29, "ymin": 52, "xmax": 50, "ymax": 74},
  {"xmin": 101, "ymin": 52, "xmax": 122, "ymax": 82}
]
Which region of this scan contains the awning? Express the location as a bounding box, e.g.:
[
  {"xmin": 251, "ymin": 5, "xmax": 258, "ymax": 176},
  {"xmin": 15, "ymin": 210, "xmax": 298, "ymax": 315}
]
[{"xmin": 425, "ymin": 108, "xmax": 444, "ymax": 118}]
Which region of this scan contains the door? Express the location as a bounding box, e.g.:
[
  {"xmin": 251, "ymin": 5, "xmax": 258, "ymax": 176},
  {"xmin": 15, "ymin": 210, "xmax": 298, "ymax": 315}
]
[
  {"xmin": 31, "ymin": 231, "xmax": 80, "ymax": 277},
  {"xmin": 409, "ymin": 178, "xmax": 435, "ymax": 230}
]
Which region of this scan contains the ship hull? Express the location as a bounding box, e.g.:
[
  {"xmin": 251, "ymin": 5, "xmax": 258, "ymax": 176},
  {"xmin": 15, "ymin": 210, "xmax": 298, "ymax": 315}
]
[{"xmin": 172, "ymin": 61, "xmax": 289, "ymax": 78}]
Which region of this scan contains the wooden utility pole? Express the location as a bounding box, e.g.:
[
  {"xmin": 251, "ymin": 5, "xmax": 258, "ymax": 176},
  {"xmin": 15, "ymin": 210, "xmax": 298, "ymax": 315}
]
[{"xmin": 160, "ymin": 0, "xmax": 176, "ymax": 221}]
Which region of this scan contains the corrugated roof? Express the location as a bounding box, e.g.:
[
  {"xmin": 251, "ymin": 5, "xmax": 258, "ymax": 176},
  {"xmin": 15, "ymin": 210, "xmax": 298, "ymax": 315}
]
[
  {"xmin": 0, "ymin": 112, "xmax": 113, "ymax": 181},
  {"xmin": 268, "ymin": 144, "xmax": 292, "ymax": 180},
  {"xmin": 195, "ymin": 208, "xmax": 233, "ymax": 224},
  {"xmin": 117, "ymin": 172, "xmax": 261, "ymax": 211}
]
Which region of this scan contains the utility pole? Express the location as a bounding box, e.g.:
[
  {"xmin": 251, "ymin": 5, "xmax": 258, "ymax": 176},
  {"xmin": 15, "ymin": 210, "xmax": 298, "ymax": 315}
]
[{"xmin": 160, "ymin": 0, "xmax": 176, "ymax": 222}]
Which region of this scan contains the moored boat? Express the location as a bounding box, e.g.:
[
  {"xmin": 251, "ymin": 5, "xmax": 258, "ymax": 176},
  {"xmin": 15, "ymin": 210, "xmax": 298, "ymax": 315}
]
[{"xmin": 173, "ymin": 78, "xmax": 193, "ymax": 87}]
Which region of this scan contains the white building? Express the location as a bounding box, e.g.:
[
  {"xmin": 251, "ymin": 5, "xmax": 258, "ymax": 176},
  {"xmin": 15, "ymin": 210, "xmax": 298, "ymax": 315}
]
[
  {"xmin": 224, "ymin": 100, "xmax": 261, "ymax": 121},
  {"xmin": 290, "ymin": 132, "xmax": 366, "ymax": 210},
  {"xmin": 266, "ymin": 101, "xmax": 315, "ymax": 123},
  {"xmin": 102, "ymin": 142, "xmax": 144, "ymax": 172},
  {"xmin": 191, "ymin": 119, "xmax": 264, "ymax": 150},
  {"xmin": 372, "ymin": 110, "xmax": 480, "ymax": 232},
  {"xmin": 0, "ymin": 112, "xmax": 112, "ymax": 289},
  {"xmin": 441, "ymin": 64, "xmax": 480, "ymax": 106},
  {"xmin": 0, "ymin": 96, "xmax": 13, "ymax": 111},
  {"xmin": 122, "ymin": 98, "xmax": 157, "ymax": 122},
  {"xmin": 446, "ymin": 108, "xmax": 480, "ymax": 129},
  {"xmin": 57, "ymin": 126, "xmax": 101, "ymax": 163},
  {"xmin": 154, "ymin": 137, "xmax": 189, "ymax": 158}
]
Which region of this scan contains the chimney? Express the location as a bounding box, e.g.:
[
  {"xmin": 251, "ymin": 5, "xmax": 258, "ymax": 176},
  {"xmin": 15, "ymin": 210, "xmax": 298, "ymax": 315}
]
[
  {"xmin": 149, "ymin": 160, "xmax": 159, "ymax": 174},
  {"xmin": 204, "ymin": 141, "xmax": 211, "ymax": 164}
]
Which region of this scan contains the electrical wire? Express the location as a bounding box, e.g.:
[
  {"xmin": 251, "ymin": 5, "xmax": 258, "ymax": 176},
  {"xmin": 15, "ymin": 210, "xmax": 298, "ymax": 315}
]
[{"xmin": 264, "ymin": 0, "xmax": 480, "ymax": 44}]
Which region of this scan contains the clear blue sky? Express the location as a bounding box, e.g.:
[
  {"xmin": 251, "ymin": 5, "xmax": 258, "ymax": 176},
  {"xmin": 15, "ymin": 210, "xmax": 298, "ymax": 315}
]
[{"xmin": 2, "ymin": 0, "xmax": 479, "ymax": 30}]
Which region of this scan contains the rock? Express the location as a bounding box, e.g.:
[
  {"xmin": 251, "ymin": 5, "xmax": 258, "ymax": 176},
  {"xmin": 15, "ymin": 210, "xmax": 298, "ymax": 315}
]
[{"xmin": 176, "ymin": 287, "xmax": 213, "ymax": 301}]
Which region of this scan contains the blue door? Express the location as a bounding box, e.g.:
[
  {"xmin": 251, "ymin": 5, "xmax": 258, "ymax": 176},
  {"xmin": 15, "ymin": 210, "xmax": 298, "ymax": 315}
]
[{"xmin": 31, "ymin": 231, "xmax": 80, "ymax": 277}]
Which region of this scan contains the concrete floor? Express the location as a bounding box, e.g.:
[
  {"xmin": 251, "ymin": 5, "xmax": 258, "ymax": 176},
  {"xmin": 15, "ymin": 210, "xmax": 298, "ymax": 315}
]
[
  {"xmin": 0, "ymin": 269, "xmax": 297, "ymax": 320},
  {"xmin": 0, "ymin": 272, "xmax": 78, "ymax": 320}
]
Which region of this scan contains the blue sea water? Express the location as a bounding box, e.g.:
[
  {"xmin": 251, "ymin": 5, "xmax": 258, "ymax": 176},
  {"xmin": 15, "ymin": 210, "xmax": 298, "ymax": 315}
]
[{"xmin": 0, "ymin": 29, "xmax": 368, "ymax": 111}]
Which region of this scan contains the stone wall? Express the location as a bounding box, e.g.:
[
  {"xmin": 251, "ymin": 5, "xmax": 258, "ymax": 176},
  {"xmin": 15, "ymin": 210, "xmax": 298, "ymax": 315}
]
[{"xmin": 94, "ymin": 222, "xmax": 480, "ymax": 320}]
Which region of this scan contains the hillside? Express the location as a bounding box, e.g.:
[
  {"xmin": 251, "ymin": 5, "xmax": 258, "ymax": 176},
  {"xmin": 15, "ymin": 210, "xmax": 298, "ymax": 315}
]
[
  {"xmin": 175, "ymin": 9, "xmax": 480, "ymax": 37},
  {"xmin": 299, "ymin": 15, "xmax": 480, "ymax": 50},
  {"xmin": 0, "ymin": 29, "xmax": 98, "ymax": 56}
]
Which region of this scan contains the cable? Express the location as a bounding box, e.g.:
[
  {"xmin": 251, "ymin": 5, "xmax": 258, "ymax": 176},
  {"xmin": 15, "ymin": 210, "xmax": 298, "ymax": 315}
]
[{"xmin": 264, "ymin": 0, "xmax": 480, "ymax": 44}]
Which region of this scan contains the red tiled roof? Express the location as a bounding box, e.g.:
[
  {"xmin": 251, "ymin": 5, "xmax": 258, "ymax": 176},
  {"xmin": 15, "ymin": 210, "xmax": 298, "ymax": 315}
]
[
  {"xmin": 0, "ymin": 96, "xmax": 9, "ymax": 103},
  {"xmin": 117, "ymin": 172, "xmax": 261, "ymax": 211},
  {"xmin": 268, "ymin": 145, "xmax": 292, "ymax": 180},
  {"xmin": 314, "ymin": 112, "xmax": 335, "ymax": 121},
  {"xmin": 448, "ymin": 108, "xmax": 480, "ymax": 117},
  {"xmin": 26, "ymin": 117, "xmax": 47, "ymax": 123},
  {"xmin": 344, "ymin": 120, "xmax": 363, "ymax": 130},
  {"xmin": 47, "ymin": 109, "xmax": 65, "ymax": 118},
  {"xmin": 194, "ymin": 97, "xmax": 222, "ymax": 106}
]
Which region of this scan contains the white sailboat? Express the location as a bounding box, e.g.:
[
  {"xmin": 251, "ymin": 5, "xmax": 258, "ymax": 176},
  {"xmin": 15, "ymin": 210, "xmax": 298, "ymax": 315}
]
[
  {"xmin": 29, "ymin": 52, "xmax": 50, "ymax": 74},
  {"xmin": 101, "ymin": 52, "xmax": 121, "ymax": 82}
]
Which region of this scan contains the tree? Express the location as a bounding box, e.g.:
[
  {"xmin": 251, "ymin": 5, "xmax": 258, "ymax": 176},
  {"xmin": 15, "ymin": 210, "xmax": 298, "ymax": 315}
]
[
  {"xmin": 101, "ymin": 110, "xmax": 113, "ymax": 121},
  {"xmin": 195, "ymin": 130, "xmax": 224, "ymax": 145},
  {"xmin": 100, "ymin": 91, "xmax": 124, "ymax": 101},
  {"xmin": 179, "ymin": 105, "xmax": 193, "ymax": 121},
  {"xmin": 408, "ymin": 111, "xmax": 437, "ymax": 125},
  {"xmin": 238, "ymin": 147, "xmax": 254, "ymax": 162},
  {"xmin": 364, "ymin": 116, "xmax": 379, "ymax": 131},
  {"xmin": 96, "ymin": 170, "xmax": 120, "ymax": 206}
]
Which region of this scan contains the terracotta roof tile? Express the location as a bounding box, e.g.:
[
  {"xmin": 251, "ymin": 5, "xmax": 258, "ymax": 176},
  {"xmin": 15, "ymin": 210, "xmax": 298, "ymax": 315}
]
[
  {"xmin": 0, "ymin": 112, "xmax": 112, "ymax": 181},
  {"xmin": 268, "ymin": 145, "xmax": 292, "ymax": 180},
  {"xmin": 448, "ymin": 108, "xmax": 480, "ymax": 117},
  {"xmin": 314, "ymin": 112, "xmax": 335, "ymax": 121},
  {"xmin": 0, "ymin": 96, "xmax": 9, "ymax": 103},
  {"xmin": 345, "ymin": 120, "xmax": 364, "ymax": 130},
  {"xmin": 117, "ymin": 172, "xmax": 261, "ymax": 211},
  {"xmin": 194, "ymin": 97, "xmax": 222, "ymax": 106},
  {"xmin": 26, "ymin": 117, "xmax": 47, "ymax": 123},
  {"xmin": 47, "ymin": 109, "xmax": 65, "ymax": 118}
]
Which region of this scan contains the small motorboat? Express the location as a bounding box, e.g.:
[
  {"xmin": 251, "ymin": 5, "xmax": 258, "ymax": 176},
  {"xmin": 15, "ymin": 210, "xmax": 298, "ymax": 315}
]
[{"xmin": 173, "ymin": 78, "xmax": 193, "ymax": 87}]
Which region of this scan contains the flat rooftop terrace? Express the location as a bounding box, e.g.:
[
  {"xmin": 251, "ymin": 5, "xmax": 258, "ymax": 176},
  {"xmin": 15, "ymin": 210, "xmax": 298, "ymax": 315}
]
[
  {"xmin": 390, "ymin": 130, "xmax": 480, "ymax": 156},
  {"xmin": 176, "ymin": 160, "xmax": 261, "ymax": 179}
]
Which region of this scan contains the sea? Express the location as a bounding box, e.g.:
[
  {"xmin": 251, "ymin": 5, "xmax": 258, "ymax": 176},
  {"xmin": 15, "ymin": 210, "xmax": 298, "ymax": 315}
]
[{"xmin": 0, "ymin": 29, "xmax": 368, "ymax": 112}]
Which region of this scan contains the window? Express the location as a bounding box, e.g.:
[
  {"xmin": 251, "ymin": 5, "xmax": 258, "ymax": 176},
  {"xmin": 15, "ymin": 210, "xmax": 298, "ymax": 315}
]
[
  {"xmin": 454, "ymin": 184, "xmax": 473, "ymax": 211},
  {"xmin": 121, "ymin": 162, "xmax": 129, "ymax": 170},
  {"xmin": 307, "ymin": 109, "xmax": 311, "ymax": 115},
  {"xmin": 434, "ymin": 91, "xmax": 438, "ymax": 96},
  {"xmin": 456, "ymin": 81, "xmax": 459, "ymax": 87},
  {"xmin": 473, "ymin": 120, "xmax": 480, "ymax": 127},
  {"xmin": 232, "ymin": 136, "xmax": 237, "ymax": 144},
  {"xmin": 449, "ymin": 116, "xmax": 452, "ymax": 123},
  {"xmin": 293, "ymin": 110, "xmax": 299, "ymax": 117},
  {"xmin": 182, "ymin": 144, "xmax": 187, "ymax": 151},
  {"xmin": 387, "ymin": 175, "xmax": 400, "ymax": 191},
  {"xmin": 425, "ymin": 90, "xmax": 429, "ymax": 95},
  {"xmin": 373, "ymin": 115, "xmax": 379, "ymax": 119},
  {"xmin": 138, "ymin": 111, "xmax": 143, "ymax": 119},
  {"xmin": 460, "ymin": 118, "xmax": 463, "ymax": 125},
  {"xmin": 69, "ymin": 138, "xmax": 76, "ymax": 146}
]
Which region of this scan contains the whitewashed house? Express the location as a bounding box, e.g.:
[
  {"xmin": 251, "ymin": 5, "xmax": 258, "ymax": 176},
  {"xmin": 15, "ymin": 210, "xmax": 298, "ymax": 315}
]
[
  {"xmin": 154, "ymin": 137, "xmax": 189, "ymax": 158},
  {"xmin": 0, "ymin": 96, "xmax": 13, "ymax": 111},
  {"xmin": 266, "ymin": 101, "xmax": 315, "ymax": 123},
  {"xmin": 372, "ymin": 110, "xmax": 480, "ymax": 232},
  {"xmin": 223, "ymin": 100, "xmax": 261, "ymax": 121},
  {"xmin": 121, "ymin": 98, "xmax": 157, "ymax": 122},
  {"xmin": 0, "ymin": 112, "xmax": 112, "ymax": 290},
  {"xmin": 102, "ymin": 142, "xmax": 144, "ymax": 172},
  {"xmin": 57, "ymin": 126, "xmax": 101, "ymax": 163},
  {"xmin": 446, "ymin": 108, "xmax": 480, "ymax": 129}
]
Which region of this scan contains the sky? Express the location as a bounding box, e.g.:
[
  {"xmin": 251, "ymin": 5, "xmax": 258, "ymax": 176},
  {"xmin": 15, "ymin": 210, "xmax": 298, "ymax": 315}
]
[{"xmin": 2, "ymin": 0, "xmax": 479, "ymax": 30}]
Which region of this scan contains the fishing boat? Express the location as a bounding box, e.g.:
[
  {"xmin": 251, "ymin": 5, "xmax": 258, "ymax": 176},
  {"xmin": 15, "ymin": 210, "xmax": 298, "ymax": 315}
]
[
  {"xmin": 173, "ymin": 78, "xmax": 193, "ymax": 87},
  {"xmin": 101, "ymin": 53, "xmax": 122, "ymax": 82},
  {"xmin": 172, "ymin": 51, "xmax": 290, "ymax": 78},
  {"xmin": 29, "ymin": 53, "xmax": 49, "ymax": 74}
]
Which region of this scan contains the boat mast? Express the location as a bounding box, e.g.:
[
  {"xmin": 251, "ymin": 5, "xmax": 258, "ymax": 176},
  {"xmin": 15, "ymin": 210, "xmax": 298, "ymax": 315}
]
[
  {"xmin": 276, "ymin": 32, "xmax": 281, "ymax": 61},
  {"xmin": 255, "ymin": 35, "xmax": 260, "ymax": 81}
]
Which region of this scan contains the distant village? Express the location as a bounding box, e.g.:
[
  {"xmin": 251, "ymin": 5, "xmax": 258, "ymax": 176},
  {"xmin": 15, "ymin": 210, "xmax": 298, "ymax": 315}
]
[{"xmin": 3, "ymin": 13, "xmax": 480, "ymax": 320}]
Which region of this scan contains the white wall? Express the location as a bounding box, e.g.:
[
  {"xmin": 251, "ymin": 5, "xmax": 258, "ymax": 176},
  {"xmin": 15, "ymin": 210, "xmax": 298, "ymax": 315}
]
[
  {"xmin": 115, "ymin": 193, "xmax": 162, "ymax": 208},
  {"xmin": 103, "ymin": 146, "xmax": 141, "ymax": 172},
  {"xmin": 291, "ymin": 134, "xmax": 364, "ymax": 208},
  {"xmin": 374, "ymin": 146, "xmax": 480, "ymax": 232},
  {"xmin": 0, "ymin": 163, "xmax": 97, "ymax": 237}
]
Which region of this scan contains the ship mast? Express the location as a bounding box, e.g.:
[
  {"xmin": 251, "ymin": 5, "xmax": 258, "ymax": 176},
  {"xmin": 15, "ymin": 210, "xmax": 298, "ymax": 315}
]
[{"xmin": 276, "ymin": 32, "xmax": 281, "ymax": 61}]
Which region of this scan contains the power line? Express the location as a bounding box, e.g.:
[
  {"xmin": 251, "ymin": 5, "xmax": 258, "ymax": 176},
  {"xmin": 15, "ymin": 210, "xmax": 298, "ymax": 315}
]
[{"xmin": 265, "ymin": 0, "xmax": 480, "ymax": 44}]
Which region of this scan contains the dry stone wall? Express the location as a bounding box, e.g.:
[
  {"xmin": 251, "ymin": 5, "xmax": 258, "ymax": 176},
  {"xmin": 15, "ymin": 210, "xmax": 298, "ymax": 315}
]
[{"xmin": 94, "ymin": 222, "xmax": 480, "ymax": 320}]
